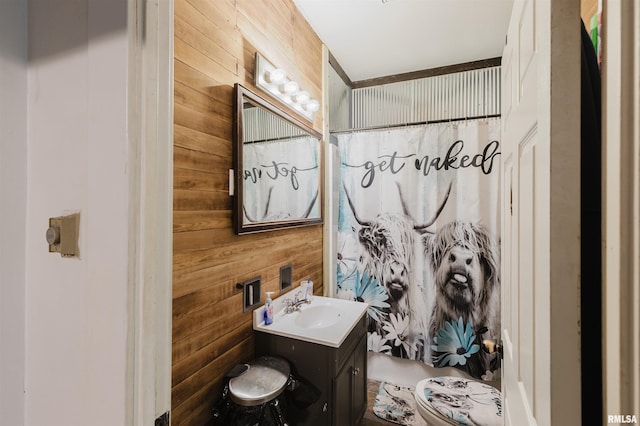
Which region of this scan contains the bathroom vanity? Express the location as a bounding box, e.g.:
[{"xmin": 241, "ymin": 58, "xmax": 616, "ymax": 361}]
[{"xmin": 253, "ymin": 295, "xmax": 368, "ymax": 425}]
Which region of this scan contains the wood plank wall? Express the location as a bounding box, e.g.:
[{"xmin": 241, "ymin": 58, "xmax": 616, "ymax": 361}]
[{"xmin": 172, "ymin": 0, "xmax": 324, "ymax": 424}]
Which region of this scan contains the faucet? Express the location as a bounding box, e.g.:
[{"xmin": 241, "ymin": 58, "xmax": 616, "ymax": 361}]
[{"xmin": 283, "ymin": 291, "xmax": 311, "ymax": 314}]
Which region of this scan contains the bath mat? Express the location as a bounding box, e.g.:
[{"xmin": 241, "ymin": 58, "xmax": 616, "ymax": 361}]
[{"xmin": 373, "ymin": 382, "xmax": 427, "ymax": 426}]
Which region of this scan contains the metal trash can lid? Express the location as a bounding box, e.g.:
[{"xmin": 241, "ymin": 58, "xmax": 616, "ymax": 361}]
[{"xmin": 228, "ymin": 356, "xmax": 290, "ymax": 406}]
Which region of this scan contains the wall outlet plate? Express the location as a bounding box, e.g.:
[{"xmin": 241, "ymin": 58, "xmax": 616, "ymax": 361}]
[{"xmin": 280, "ymin": 264, "xmax": 292, "ymax": 290}]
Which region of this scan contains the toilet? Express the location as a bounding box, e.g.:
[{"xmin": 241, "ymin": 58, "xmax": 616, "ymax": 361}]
[{"xmin": 413, "ymin": 376, "xmax": 502, "ymax": 426}]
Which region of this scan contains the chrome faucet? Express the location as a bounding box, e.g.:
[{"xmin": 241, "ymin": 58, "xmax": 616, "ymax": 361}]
[{"xmin": 283, "ymin": 291, "xmax": 311, "ymax": 314}]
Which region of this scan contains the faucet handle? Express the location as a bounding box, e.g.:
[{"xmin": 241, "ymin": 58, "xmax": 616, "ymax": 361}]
[{"xmin": 283, "ymin": 297, "xmax": 297, "ymax": 314}]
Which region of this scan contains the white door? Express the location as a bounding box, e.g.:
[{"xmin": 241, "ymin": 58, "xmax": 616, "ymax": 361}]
[{"xmin": 500, "ymin": 0, "xmax": 582, "ymax": 424}]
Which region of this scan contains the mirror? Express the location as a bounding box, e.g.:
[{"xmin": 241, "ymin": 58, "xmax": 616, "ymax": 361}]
[{"xmin": 234, "ymin": 84, "xmax": 323, "ymax": 234}]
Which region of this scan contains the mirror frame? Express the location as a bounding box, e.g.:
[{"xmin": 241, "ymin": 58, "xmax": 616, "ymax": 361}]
[{"xmin": 233, "ymin": 83, "xmax": 324, "ymax": 235}]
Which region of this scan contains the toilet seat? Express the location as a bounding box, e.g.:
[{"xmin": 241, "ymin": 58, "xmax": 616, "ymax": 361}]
[{"xmin": 414, "ymin": 376, "xmax": 502, "ymax": 426}]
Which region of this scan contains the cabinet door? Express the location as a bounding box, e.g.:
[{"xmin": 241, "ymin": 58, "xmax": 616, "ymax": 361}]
[
  {"xmin": 333, "ymin": 359, "xmax": 352, "ymax": 426},
  {"xmin": 333, "ymin": 334, "xmax": 367, "ymax": 426},
  {"xmin": 351, "ymin": 335, "xmax": 367, "ymax": 422}
]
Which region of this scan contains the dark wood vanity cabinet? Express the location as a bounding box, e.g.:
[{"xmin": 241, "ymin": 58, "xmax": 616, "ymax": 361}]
[
  {"xmin": 254, "ymin": 314, "xmax": 367, "ymax": 425},
  {"xmin": 333, "ymin": 332, "xmax": 367, "ymax": 426}
]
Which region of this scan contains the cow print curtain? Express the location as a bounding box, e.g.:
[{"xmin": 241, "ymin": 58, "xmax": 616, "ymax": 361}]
[{"xmin": 335, "ymin": 119, "xmax": 501, "ymax": 381}]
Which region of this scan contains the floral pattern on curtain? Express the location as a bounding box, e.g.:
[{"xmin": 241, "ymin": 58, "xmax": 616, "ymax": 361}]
[{"xmin": 335, "ymin": 119, "xmax": 501, "ymax": 380}]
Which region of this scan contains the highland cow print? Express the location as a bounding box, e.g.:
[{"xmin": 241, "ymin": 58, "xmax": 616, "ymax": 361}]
[{"xmin": 336, "ymin": 120, "xmax": 501, "ymax": 380}]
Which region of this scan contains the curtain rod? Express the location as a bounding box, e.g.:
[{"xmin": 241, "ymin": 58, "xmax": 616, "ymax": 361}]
[{"xmin": 329, "ymin": 114, "xmax": 501, "ymax": 135}]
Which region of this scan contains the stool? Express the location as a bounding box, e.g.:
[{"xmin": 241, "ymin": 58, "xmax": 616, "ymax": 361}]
[{"xmin": 214, "ymin": 356, "xmax": 292, "ymax": 426}]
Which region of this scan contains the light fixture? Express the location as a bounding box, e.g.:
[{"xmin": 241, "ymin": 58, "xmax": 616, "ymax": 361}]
[
  {"xmin": 254, "ymin": 52, "xmax": 319, "ymax": 121},
  {"xmin": 305, "ymin": 99, "xmax": 320, "ymax": 112},
  {"xmin": 293, "ymin": 90, "xmax": 310, "ymax": 104},
  {"xmin": 266, "ymin": 68, "xmax": 286, "ymax": 84},
  {"xmin": 282, "ymin": 80, "xmax": 300, "ymax": 96}
]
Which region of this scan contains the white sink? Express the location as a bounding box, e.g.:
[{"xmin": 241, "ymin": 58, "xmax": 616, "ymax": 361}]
[
  {"xmin": 253, "ymin": 294, "xmax": 368, "ymax": 348},
  {"xmin": 294, "ymin": 305, "xmax": 343, "ymax": 329}
]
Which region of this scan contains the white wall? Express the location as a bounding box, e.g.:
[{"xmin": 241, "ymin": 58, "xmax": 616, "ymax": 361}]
[
  {"xmin": 19, "ymin": 0, "xmax": 129, "ymax": 424},
  {"xmin": 0, "ymin": 1, "xmax": 28, "ymax": 424}
]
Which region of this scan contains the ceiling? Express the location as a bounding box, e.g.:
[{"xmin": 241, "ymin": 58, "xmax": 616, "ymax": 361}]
[{"xmin": 293, "ymin": 0, "xmax": 514, "ymax": 82}]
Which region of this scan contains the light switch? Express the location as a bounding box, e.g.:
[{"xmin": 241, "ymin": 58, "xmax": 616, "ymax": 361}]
[{"xmin": 47, "ymin": 213, "xmax": 79, "ymax": 257}]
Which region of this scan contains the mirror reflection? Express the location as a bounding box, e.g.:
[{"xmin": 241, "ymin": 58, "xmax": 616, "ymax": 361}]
[{"xmin": 234, "ymin": 84, "xmax": 323, "ymax": 234}]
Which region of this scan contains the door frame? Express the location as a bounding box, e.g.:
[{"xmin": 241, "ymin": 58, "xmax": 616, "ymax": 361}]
[
  {"xmin": 127, "ymin": 0, "xmax": 640, "ymax": 422},
  {"xmin": 126, "ymin": 0, "xmax": 174, "ymax": 424},
  {"xmin": 602, "ymin": 0, "xmax": 640, "ymax": 417}
]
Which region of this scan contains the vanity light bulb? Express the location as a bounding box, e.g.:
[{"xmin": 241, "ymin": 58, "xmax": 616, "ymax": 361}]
[
  {"xmin": 282, "ymin": 80, "xmax": 300, "ymax": 96},
  {"xmin": 266, "ymin": 68, "xmax": 286, "ymax": 85},
  {"xmin": 293, "ymin": 90, "xmax": 310, "ymax": 104},
  {"xmin": 305, "ymin": 99, "xmax": 320, "ymax": 112}
]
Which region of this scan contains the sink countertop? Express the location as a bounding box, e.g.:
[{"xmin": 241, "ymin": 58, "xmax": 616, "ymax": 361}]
[{"xmin": 253, "ymin": 293, "xmax": 368, "ymax": 348}]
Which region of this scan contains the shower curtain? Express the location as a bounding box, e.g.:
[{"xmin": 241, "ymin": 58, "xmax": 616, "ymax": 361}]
[{"xmin": 335, "ymin": 119, "xmax": 501, "ymax": 380}]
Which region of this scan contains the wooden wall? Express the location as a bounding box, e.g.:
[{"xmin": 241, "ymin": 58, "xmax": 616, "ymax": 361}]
[{"xmin": 172, "ymin": 0, "xmax": 324, "ymax": 424}]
